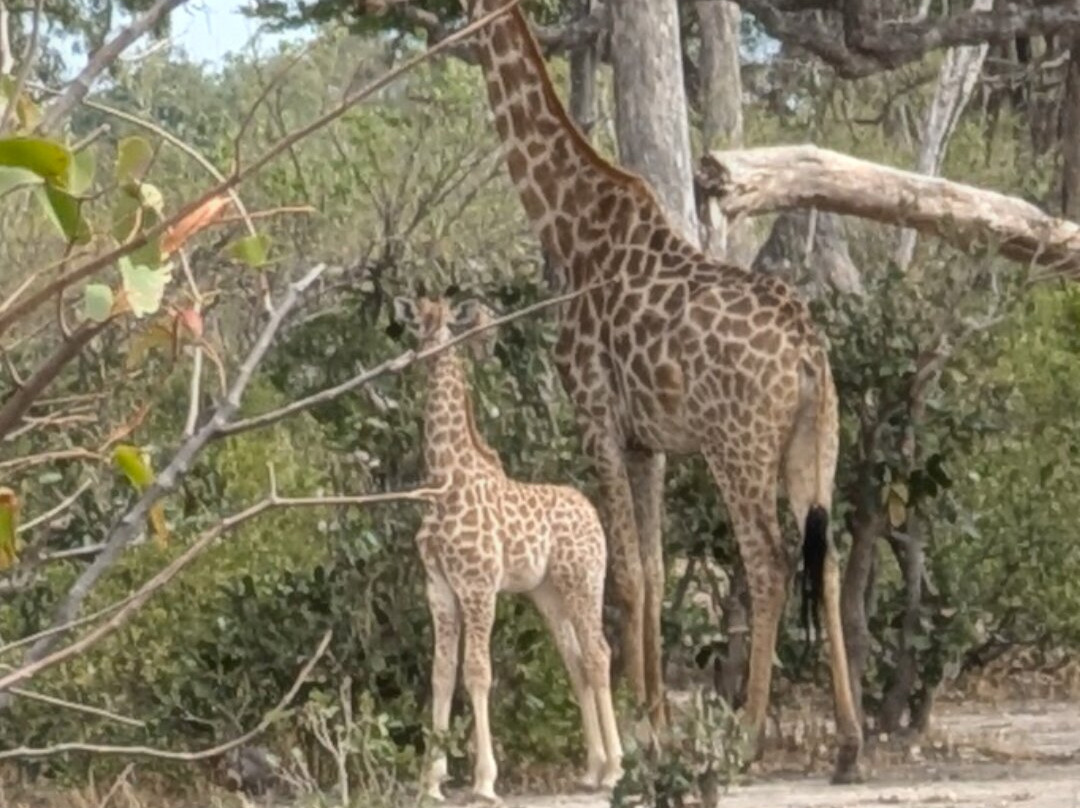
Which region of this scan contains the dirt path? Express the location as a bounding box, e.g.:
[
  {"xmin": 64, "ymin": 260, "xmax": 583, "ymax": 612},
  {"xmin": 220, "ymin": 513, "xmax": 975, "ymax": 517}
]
[{"xmin": 505, "ymin": 699, "xmax": 1080, "ymax": 808}]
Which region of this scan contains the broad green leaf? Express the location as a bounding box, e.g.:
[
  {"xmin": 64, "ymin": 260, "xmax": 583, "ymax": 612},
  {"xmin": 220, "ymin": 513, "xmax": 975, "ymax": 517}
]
[
  {"xmin": 225, "ymin": 233, "xmax": 270, "ymax": 268},
  {"xmin": 115, "ymin": 136, "xmax": 153, "ymax": 184},
  {"xmin": 0, "ymin": 136, "xmax": 71, "ymax": 186},
  {"xmin": 887, "ymin": 493, "xmax": 906, "ymax": 528},
  {"xmin": 35, "ymin": 184, "xmax": 90, "ymax": 243},
  {"xmin": 112, "ymin": 445, "xmax": 168, "ymax": 547},
  {"xmin": 119, "ymin": 257, "xmax": 171, "ymax": 317},
  {"xmin": 0, "ymin": 165, "xmax": 42, "ymax": 197},
  {"xmin": 67, "ymin": 148, "xmax": 96, "ymax": 195},
  {"xmin": 0, "ymin": 487, "xmax": 18, "ymax": 571},
  {"xmin": 84, "ymin": 284, "xmax": 114, "ymax": 323}
]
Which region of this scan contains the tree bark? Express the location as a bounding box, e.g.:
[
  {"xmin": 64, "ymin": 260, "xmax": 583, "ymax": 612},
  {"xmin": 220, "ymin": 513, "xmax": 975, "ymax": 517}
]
[
  {"xmin": 752, "ymin": 208, "xmax": 864, "ymax": 296},
  {"xmin": 697, "ymin": 144, "xmax": 1080, "ymax": 277},
  {"xmin": 879, "ymin": 521, "xmax": 926, "ymax": 733},
  {"xmin": 568, "ymin": 0, "xmax": 598, "ymax": 134},
  {"xmin": 1061, "ymin": 38, "xmax": 1080, "ymax": 219},
  {"xmin": 841, "ymin": 476, "xmax": 882, "ymax": 726},
  {"xmin": 695, "ymin": 0, "xmax": 758, "ymax": 264},
  {"xmin": 0, "ymin": 1, "xmax": 13, "ymax": 77},
  {"xmin": 896, "ymin": 0, "xmax": 993, "ymax": 271},
  {"xmin": 611, "ymin": 0, "xmax": 700, "ymax": 245}
]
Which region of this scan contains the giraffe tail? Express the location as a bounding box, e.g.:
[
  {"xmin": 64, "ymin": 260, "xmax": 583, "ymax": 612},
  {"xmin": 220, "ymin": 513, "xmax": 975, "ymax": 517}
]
[
  {"xmin": 800, "ymin": 504, "xmax": 828, "ymax": 646},
  {"xmin": 798, "ymin": 349, "xmax": 834, "ymax": 649}
]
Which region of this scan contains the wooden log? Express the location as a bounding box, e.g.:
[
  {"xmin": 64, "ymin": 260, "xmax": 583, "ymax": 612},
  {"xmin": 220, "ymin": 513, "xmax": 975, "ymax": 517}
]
[{"xmin": 695, "ymin": 144, "xmax": 1080, "ymax": 278}]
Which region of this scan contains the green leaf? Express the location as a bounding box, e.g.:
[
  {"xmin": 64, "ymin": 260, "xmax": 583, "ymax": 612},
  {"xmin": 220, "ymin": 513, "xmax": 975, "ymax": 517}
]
[
  {"xmin": 0, "ymin": 136, "xmax": 71, "ymax": 186},
  {"xmin": 225, "ymin": 233, "xmax": 271, "ymax": 268},
  {"xmin": 120, "ymin": 258, "xmax": 171, "ymax": 317},
  {"xmin": 67, "ymin": 147, "xmax": 96, "ymax": 195},
  {"xmin": 0, "ymin": 166, "xmax": 42, "ymax": 197},
  {"xmin": 35, "ymin": 184, "xmax": 90, "ymax": 243},
  {"xmin": 84, "ymin": 284, "xmax": 114, "ymax": 323},
  {"xmin": 0, "ymin": 487, "xmax": 18, "ymax": 571},
  {"xmin": 113, "ymin": 445, "xmax": 168, "ymax": 547},
  {"xmin": 115, "ymin": 136, "xmax": 153, "ymax": 184}
]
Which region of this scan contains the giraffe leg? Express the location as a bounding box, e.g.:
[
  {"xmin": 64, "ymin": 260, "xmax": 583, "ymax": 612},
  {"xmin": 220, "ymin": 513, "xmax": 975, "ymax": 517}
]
[
  {"xmin": 703, "ymin": 448, "xmax": 787, "ymax": 761},
  {"xmin": 583, "ymin": 425, "xmax": 647, "ymax": 710},
  {"xmin": 461, "ymin": 589, "xmax": 499, "ymax": 802},
  {"xmin": 424, "ymin": 573, "xmax": 461, "ymax": 802},
  {"xmin": 783, "ymin": 382, "xmax": 863, "ymax": 784},
  {"xmin": 565, "ymin": 565, "xmax": 625, "ymax": 790},
  {"xmin": 626, "ymin": 449, "xmax": 668, "ymax": 731},
  {"xmin": 530, "ymin": 582, "xmax": 608, "ymax": 789}
]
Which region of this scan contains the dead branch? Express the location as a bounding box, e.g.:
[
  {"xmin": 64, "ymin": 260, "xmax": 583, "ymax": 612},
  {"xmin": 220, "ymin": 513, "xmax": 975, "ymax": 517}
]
[
  {"xmin": 730, "ymin": 0, "xmax": 1080, "ymax": 78},
  {"xmin": 0, "ymin": 483, "xmax": 447, "ymax": 694},
  {"xmin": 17, "ymin": 478, "xmax": 93, "ymax": 534},
  {"xmin": 0, "ymin": 0, "xmax": 519, "ymax": 341},
  {"xmin": 0, "ymin": 630, "xmax": 332, "ymax": 760},
  {"xmin": 36, "ymin": 0, "xmax": 191, "ymax": 133},
  {"xmin": 696, "ymin": 144, "xmax": 1080, "ymax": 278},
  {"xmin": 7, "ymin": 686, "xmax": 145, "ymax": 729},
  {"xmin": 0, "ymin": 320, "xmax": 111, "ymax": 440}
]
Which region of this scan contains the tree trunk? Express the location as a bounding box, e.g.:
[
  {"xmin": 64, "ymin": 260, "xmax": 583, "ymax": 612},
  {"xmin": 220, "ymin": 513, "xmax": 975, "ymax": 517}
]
[
  {"xmin": 752, "ymin": 209, "xmax": 864, "ymax": 297},
  {"xmin": 0, "ymin": 1, "xmax": 13, "ymax": 77},
  {"xmin": 841, "ymin": 476, "xmax": 882, "ymax": 725},
  {"xmin": 695, "ymin": 0, "xmax": 757, "ymax": 265},
  {"xmin": 568, "ymin": 0, "xmax": 598, "ymax": 135},
  {"xmin": 895, "ymin": 0, "xmax": 993, "ymax": 270},
  {"xmin": 1061, "ymin": 38, "xmax": 1080, "ymax": 218},
  {"xmin": 879, "ymin": 519, "xmax": 926, "ymax": 732},
  {"xmin": 715, "ymin": 555, "xmax": 750, "ymax": 708},
  {"xmin": 611, "ymin": 0, "xmax": 700, "ymax": 245}
]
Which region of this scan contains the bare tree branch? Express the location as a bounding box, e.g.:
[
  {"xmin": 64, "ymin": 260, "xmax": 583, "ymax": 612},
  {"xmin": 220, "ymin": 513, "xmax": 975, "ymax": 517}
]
[
  {"xmin": 36, "ymin": 0, "xmax": 191, "ymax": 133},
  {"xmin": 217, "ymin": 280, "xmax": 609, "ymax": 438},
  {"xmin": 7, "ymin": 686, "xmax": 145, "ymax": 729},
  {"xmin": 731, "ymin": 0, "xmax": 1080, "ymax": 78},
  {"xmin": 0, "ymin": 630, "xmax": 333, "ymax": 760},
  {"xmin": 0, "ymin": 1, "xmax": 13, "ymax": 76},
  {"xmin": 697, "ymin": 144, "xmax": 1080, "ymax": 277},
  {"xmin": 0, "ymin": 484, "xmax": 446, "ymax": 694}
]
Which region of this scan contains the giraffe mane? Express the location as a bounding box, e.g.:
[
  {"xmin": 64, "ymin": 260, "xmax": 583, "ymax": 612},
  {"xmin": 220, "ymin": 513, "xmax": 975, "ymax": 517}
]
[{"xmin": 501, "ymin": 4, "xmax": 698, "ymax": 248}]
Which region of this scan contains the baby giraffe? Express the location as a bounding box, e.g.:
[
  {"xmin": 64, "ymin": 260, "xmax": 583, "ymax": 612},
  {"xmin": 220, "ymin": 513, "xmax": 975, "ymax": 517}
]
[{"xmin": 394, "ymin": 294, "xmax": 622, "ymax": 803}]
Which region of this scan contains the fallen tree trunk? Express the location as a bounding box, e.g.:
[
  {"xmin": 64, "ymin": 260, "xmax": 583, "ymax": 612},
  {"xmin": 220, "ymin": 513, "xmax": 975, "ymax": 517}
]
[{"xmin": 696, "ymin": 144, "xmax": 1080, "ymax": 279}]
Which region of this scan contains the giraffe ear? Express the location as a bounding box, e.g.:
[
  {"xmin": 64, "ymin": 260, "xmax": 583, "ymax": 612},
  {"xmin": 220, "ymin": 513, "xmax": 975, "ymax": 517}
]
[
  {"xmin": 449, "ymin": 299, "xmax": 481, "ymax": 329},
  {"xmin": 392, "ymin": 297, "xmax": 418, "ymax": 328}
]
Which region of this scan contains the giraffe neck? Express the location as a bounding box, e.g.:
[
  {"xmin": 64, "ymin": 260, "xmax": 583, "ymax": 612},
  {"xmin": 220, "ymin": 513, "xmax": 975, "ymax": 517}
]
[
  {"xmin": 422, "ymin": 344, "xmax": 502, "ymax": 477},
  {"xmin": 468, "ymin": 1, "xmax": 687, "ymax": 289}
]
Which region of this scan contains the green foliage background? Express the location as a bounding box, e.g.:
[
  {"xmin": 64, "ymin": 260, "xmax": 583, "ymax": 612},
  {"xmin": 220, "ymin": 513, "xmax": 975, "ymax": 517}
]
[{"xmin": 2, "ymin": 11, "xmax": 1080, "ymax": 800}]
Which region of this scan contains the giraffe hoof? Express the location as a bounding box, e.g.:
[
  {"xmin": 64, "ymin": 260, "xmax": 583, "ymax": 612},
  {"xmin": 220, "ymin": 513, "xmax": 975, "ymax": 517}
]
[
  {"xmin": 600, "ymin": 766, "xmax": 624, "ymax": 790},
  {"xmin": 468, "ymin": 788, "xmax": 504, "ymax": 806},
  {"xmin": 830, "ymin": 743, "xmax": 864, "ymax": 785}
]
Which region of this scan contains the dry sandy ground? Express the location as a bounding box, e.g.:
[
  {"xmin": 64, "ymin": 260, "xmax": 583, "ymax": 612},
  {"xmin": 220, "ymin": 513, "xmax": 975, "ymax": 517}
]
[{"xmin": 500, "ymin": 699, "xmax": 1080, "ymax": 808}]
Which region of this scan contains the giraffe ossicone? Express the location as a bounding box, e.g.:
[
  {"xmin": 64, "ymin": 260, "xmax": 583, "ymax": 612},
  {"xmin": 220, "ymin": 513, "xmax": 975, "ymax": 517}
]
[
  {"xmin": 459, "ymin": 0, "xmax": 865, "ymax": 784},
  {"xmin": 396, "ymin": 294, "xmax": 624, "ymax": 802}
]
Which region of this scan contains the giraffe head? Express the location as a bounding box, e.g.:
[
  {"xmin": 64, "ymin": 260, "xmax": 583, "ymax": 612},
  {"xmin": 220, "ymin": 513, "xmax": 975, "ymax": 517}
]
[{"xmin": 392, "ymin": 295, "xmax": 497, "ymax": 359}]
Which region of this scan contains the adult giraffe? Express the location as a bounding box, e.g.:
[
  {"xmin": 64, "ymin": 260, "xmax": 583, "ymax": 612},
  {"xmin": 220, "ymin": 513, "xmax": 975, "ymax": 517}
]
[{"xmin": 460, "ymin": 0, "xmax": 863, "ymax": 781}]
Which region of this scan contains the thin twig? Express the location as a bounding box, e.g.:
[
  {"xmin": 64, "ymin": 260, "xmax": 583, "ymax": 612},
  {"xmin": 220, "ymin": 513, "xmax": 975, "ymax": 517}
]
[
  {"xmin": 17, "ymin": 478, "xmax": 93, "ymax": 534},
  {"xmin": 0, "ymin": 0, "xmax": 520, "ymax": 340},
  {"xmin": 0, "ymin": 630, "xmax": 332, "ymax": 760},
  {"xmin": 9, "ymin": 687, "xmax": 145, "ymax": 728},
  {"xmin": 220, "ymin": 279, "xmax": 604, "ymax": 438},
  {"xmin": 0, "ymin": 0, "xmax": 43, "ymax": 134}
]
